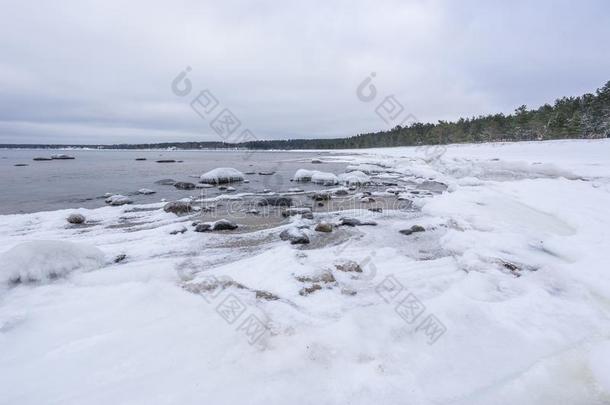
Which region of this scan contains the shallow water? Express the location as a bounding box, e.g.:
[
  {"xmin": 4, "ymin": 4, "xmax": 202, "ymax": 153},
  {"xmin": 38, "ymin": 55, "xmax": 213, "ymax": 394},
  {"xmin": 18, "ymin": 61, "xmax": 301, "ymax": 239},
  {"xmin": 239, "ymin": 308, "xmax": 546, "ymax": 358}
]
[{"xmin": 0, "ymin": 150, "xmax": 349, "ymax": 214}]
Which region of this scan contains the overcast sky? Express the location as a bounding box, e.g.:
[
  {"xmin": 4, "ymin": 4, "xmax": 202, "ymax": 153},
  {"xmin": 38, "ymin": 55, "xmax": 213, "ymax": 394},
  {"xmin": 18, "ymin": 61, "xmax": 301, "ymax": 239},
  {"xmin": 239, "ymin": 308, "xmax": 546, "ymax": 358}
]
[{"xmin": 0, "ymin": 0, "xmax": 609, "ymax": 144}]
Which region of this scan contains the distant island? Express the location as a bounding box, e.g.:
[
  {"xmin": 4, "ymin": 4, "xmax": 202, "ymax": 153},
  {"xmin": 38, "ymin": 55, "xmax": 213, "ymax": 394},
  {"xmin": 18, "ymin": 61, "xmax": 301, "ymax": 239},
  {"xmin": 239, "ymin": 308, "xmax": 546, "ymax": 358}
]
[{"xmin": 2, "ymin": 80, "xmax": 608, "ymax": 150}]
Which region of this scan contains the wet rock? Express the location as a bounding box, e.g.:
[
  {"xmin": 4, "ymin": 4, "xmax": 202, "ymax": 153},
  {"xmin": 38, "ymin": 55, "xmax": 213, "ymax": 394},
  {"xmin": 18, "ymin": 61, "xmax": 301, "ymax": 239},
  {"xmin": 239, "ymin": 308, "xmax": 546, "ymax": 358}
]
[
  {"xmin": 14, "ymin": 163, "xmax": 28, "ymax": 167},
  {"xmin": 163, "ymin": 201, "xmax": 192, "ymax": 215},
  {"xmin": 105, "ymin": 194, "xmax": 132, "ymax": 206},
  {"xmin": 156, "ymin": 159, "xmax": 176, "ymax": 163},
  {"xmin": 368, "ymin": 207, "xmax": 383, "ymax": 213},
  {"xmin": 67, "ymin": 213, "xmax": 85, "ymax": 224},
  {"xmin": 33, "ymin": 157, "xmax": 52, "ymax": 161},
  {"xmin": 282, "ymin": 207, "xmax": 312, "ymax": 217},
  {"xmin": 360, "ymin": 197, "xmax": 375, "ymax": 203},
  {"xmin": 258, "ymin": 196, "xmax": 293, "ymax": 207},
  {"xmin": 338, "ymin": 217, "xmax": 377, "ymax": 227},
  {"xmin": 258, "ymin": 171, "xmax": 275, "ymax": 175},
  {"xmin": 335, "ymin": 260, "xmax": 362, "ymax": 273},
  {"xmin": 317, "ymin": 202, "xmax": 324, "ymax": 207},
  {"xmin": 155, "ymin": 178, "xmax": 176, "ymax": 185},
  {"xmin": 194, "ymin": 219, "xmax": 238, "ymax": 232},
  {"xmin": 399, "ymin": 225, "xmax": 425, "ymax": 236},
  {"xmin": 314, "ymin": 222, "xmax": 332, "ymax": 232},
  {"xmin": 280, "ymin": 227, "xmax": 310, "ymax": 244},
  {"xmin": 302, "ymin": 211, "xmax": 314, "ymax": 220},
  {"xmin": 255, "ymin": 290, "xmax": 280, "ymax": 301},
  {"xmin": 212, "ymin": 219, "xmax": 238, "ymax": 230},
  {"xmin": 299, "ymin": 283, "xmax": 322, "ymax": 296},
  {"xmin": 114, "ymin": 254, "xmax": 127, "ymax": 263},
  {"xmin": 333, "ymin": 189, "xmax": 349, "ymax": 196},
  {"xmin": 174, "ymin": 181, "xmax": 196, "ymax": 190},
  {"xmin": 135, "ymin": 158, "xmax": 147, "ymax": 161},
  {"xmin": 311, "ymin": 192, "xmax": 331, "ymax": 201},
  {"xmin": 311, "ymin": 158, "xmax": 323, "ymax": 164},
  {"xmin": 138, "ymin": 188, "xmax": 156, "ymax": 195},
  {"xmin": 194, "ymin": 223, "xmax": 212, "ymax": 232},
  {"xmin": 244, "ymin": 171, "xmax": 256, "ymax": 175}
]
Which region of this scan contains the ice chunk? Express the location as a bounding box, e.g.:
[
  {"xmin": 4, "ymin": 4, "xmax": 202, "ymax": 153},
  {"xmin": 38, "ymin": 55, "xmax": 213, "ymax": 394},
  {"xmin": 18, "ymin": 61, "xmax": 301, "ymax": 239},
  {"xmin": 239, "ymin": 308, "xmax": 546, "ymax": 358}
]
[
  {"xmin": 199, "ymin": 168, "xmax": 245, "ymax": 184},
  {"xmin": 0, "ymin": 241, "xmax": 105, "ymax": 284}
]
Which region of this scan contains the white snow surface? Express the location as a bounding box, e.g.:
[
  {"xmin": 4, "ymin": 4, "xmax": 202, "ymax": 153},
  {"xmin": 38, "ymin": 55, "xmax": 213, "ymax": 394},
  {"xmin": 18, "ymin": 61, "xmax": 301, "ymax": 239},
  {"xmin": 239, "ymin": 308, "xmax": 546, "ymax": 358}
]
[{"xmin": 1, "ymin": 139, "xmax": 610, "ymax": 404}]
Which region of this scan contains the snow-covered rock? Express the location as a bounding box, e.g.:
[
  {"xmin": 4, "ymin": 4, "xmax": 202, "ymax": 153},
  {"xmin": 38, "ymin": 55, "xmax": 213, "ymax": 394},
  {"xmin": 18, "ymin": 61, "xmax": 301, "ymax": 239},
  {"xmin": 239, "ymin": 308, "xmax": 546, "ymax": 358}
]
[
  {"xmin": 105, "ymin": 194, "xmax": 132, "ymax": 206},
  {"xmin": 311, "ymin": 171, "xmax": 338, "ymax": 185},
  {"xmin": 199, "ymin": 168, "xmax": 244, "ymax": 184},
  {"xmin": 0, "ymin": 241, "xmax": 105, "ymax": 284},
  {"xmin": 279, "ymin": 227, "xmax": 310, "ymax": 244},
  {"xmin": 293, "ymin": 169, "xmax": 339, "ymax": 185},
  {"xmin": 293, "ymin": 169, "xmax": 315, "ymax": 182},
  {"xmin": 338, "ymin": 170, "xmax": 370, "ymax": 185},
  {"xmin": 138, "ymin": 188, "xmax": 156, "ymax": 195}
]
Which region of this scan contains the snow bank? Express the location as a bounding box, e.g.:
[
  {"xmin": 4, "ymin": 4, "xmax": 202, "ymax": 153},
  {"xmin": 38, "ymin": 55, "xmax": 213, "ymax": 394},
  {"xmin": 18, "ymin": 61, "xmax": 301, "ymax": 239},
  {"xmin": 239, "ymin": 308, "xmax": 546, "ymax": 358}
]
[
  {"xmin": 200, "ymin": 168, "xmax": 245, "ymax": 184},
  {"xmin": 0, "ymin": 241, "xmax": 105, "ymax": 284}
]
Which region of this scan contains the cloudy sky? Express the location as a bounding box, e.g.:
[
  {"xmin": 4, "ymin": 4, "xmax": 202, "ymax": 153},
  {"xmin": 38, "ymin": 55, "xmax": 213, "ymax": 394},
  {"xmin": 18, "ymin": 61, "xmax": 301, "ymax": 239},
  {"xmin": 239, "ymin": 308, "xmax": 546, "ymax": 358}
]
[{"xmin": 1, "ymin": 0, "xmax": 609, "ymax": 144}]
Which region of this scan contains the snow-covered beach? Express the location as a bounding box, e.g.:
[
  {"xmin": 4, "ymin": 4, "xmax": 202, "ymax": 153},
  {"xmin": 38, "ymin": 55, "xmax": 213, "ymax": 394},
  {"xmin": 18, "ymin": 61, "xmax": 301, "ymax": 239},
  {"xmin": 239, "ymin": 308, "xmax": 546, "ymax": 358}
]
[{"xmin": 1, "ymin": 139, "xmax": 610, "ymax": 404}]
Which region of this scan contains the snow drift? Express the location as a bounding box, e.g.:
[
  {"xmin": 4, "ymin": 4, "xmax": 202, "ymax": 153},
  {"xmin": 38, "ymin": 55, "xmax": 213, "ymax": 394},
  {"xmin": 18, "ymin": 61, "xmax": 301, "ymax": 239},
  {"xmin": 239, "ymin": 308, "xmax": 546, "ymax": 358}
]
[{"xmin": 0, "ymin": 241, "xmax": 106, "ymax": 284}]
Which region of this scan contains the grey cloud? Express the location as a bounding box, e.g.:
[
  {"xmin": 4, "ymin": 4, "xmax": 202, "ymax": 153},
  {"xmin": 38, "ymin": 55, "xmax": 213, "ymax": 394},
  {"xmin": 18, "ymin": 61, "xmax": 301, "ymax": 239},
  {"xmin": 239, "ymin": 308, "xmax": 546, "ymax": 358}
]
[{"xmin": 0, "ymin": 0, "xmax": 609, "ymax": 144}]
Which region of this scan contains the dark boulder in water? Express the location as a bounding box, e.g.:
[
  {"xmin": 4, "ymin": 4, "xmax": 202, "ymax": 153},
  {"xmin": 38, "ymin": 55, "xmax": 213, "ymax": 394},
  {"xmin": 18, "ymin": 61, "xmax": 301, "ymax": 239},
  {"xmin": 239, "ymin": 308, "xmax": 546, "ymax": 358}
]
[
  {"xmin": 135, "ymin": 158, "xmax": 147, "ymax": 161},
  {"xmin": 33, "ymin": 157, "xmax": 52, "ymax": 161},
  {"xmin": 14, "ymin": 163, "xmax": 28, "ymax": 167},
  {"xmin": 156, "ymin": 159, "xmax": 176, "ymax": 163},
  {"xmin": 155, "ymin": 179, "xmax": 176, "ymax": 185},
  {"xmin": 174, "ymin": 182, "xmax": 196, "ymax": 190}
]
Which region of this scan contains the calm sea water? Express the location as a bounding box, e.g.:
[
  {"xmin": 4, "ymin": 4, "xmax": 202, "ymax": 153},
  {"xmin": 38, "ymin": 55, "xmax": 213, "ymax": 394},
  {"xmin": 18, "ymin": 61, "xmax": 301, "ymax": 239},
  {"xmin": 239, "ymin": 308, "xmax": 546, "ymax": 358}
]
[{"xmin": 0, "ymin": 150, "xmax": 348, "ymax": 214}]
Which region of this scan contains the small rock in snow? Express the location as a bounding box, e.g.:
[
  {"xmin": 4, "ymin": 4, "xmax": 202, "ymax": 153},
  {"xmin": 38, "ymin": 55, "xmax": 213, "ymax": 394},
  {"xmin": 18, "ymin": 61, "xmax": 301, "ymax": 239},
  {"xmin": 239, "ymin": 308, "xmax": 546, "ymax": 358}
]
[
  {"xmin": 280, "ymin": 227, "xmax": 310, "ymax": 244},
  {"xmin": 314, "ymin": 222, "xmax": 332, "ymax": 232},
  {"xmin": 163, "ymin": 201, "xmax": 192, "ymax": 215},
  {"xmin": 105, "ymin": 194, "xmax": 132, "ymax": 206},
  {"xmin": 399, "ymin": 225, "xmax": 425, "ymax": 236},
  {"xmin": 66, "ymin": 213, "xmax": 85, "ymax": 224}
]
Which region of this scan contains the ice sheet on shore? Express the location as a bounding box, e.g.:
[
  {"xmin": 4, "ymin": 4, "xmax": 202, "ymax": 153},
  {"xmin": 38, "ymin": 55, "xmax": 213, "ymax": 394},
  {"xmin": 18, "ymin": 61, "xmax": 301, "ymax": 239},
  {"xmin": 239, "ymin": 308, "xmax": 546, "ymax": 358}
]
[{"xmin": 1, "ymin": 139, "xmax": 610, "ymax": 404}]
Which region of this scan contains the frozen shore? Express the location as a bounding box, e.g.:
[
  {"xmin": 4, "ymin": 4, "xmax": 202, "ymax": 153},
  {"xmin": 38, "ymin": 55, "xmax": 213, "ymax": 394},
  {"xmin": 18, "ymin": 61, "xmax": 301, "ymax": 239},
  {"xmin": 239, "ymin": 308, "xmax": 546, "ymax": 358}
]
[{"xmin": 1, "ymin": 139, "xmax": 610, "ymax": 404}]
